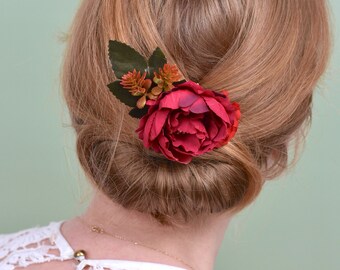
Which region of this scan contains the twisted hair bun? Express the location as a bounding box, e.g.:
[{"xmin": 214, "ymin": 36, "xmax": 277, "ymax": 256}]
[{"xmin": 61, "ymin": 0, "xmax": 331, "ymax": 226}]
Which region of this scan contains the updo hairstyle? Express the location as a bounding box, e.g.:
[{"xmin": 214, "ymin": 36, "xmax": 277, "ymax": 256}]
[{"xmin": 61, "ymin": 0, "xmax": 331, "ymax": 227}]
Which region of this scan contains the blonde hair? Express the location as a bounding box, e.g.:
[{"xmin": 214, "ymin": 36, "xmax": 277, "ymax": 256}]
[{"xmin": 61, "ymin": 0, "xmax": 331, "ymax": 227}]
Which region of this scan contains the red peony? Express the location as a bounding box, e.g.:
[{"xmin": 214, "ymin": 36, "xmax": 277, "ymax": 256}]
[{"xmin": 136, "ymin": 80, "xmax": 241, "ymax": 164}]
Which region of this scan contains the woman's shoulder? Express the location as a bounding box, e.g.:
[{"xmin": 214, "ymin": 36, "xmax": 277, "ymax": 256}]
[
  {"xmin": 0, "ymin": 220, "xmax": 188, "ymax": 270},
  {"xmin": 0, "ymin": 220, "xmax": 75, "ymax": 270}
]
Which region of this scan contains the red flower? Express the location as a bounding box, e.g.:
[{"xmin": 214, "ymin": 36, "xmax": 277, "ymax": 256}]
[{"xmin": 136, "ymin": 80, "xmax": 241, "ymax": 164}]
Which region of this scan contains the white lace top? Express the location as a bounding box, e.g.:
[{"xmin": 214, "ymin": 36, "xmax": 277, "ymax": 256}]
[{"xmin": 0, "ymin": 220, "xmax": 187, "ymax": 270}]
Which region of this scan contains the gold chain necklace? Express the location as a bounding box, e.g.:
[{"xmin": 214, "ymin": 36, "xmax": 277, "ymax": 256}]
[{"xmin": 75, "ymin": 215, "xmax": 195, "ymax": 270}]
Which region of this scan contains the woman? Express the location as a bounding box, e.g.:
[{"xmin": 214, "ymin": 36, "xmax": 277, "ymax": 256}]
[{"xmin": 0, "ymin": 0, "xmax": 331, "ymax": 270}]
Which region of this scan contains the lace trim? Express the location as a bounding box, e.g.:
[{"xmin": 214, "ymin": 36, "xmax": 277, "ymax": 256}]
[
  {"xmin": 0, "ymin": 221, "xmax": 188, "ymax": 270},
  {"xmin": 0, "ymin": 221, "xmax": 74, "ymax": 270}
]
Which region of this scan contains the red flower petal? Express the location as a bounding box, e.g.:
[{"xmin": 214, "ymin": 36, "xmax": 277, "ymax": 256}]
[
  {"xmin": 136, "ymin": 114, "xmax": 148, "ymax": 140},
  {"xmin": 173, "ymin": 81, "xmax": 205, "ymax": 95},
  {"xmin": 176, "ymin": 118, "xmax": 197, "ymax": 134},
  {"xmin": 159, "ymin": 89, "xmax": 198, "ymax": 109},
  {"xmin": 178, "ymin": 91, "xmax": 199, "ymax": 108},
  {"xmin": 171, "ymin": 148, "xmax": 193, "ymax": 164},
  {"xmin": 204, "ymin": 96, "xmax": 230, "ymax": 123},
  {"xmin": 206, "ymin": 118, "xmax": 219, "ymax": 139},
  {"xmin": 189, "ymin": 97, "xmax": 209, "ymax": 113},
  {"xmin": 191, "ymin": 118, "xmax": 207, "ymax": 135},
  {"xmin": 149, "ymin": 109, "xmax": 170, "ymax": 141},
  {"xmin": 213, "ymin": 122, "xmax": 228, "ymax": 142},
  {"xmin": 172, "ymin": 133, "xmax": 200, "ymax": 153},
  {"xmin": 142, "ymin": 112, "xmax": 157, "ymax": 147},
  {"xmin": 158, "ymin": 133, "xmax": 177, "ymax": 160}
]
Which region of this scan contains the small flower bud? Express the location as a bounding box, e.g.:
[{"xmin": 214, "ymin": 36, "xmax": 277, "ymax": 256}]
[{"xmin": 136, "ymin": 95, "xmax": 147, "ymax": 109}]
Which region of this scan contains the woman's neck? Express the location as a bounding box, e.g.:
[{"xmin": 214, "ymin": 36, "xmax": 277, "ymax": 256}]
[{"xmin": 71, "ymin": 189, "xmax": 233, "ymax": 270}]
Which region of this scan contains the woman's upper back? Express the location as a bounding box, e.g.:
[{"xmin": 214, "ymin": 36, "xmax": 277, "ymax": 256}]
[{"xmin": 0, "ymin": 221, "xmax": 187, "ymax": 270}]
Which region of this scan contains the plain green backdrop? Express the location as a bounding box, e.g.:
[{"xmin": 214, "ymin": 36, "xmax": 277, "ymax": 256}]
[{"xmin": 0, "ymin": 1, "xmax": 339, "ymax": 270}]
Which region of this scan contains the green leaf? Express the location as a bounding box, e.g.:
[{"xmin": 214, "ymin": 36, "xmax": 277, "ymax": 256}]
[
  {"xmin": 172, "ymin": 79, "xmax": 187, "ymax": 86},
  {"xmin": 129, "ymin": 106, "xmax": 149, "ymax": 119},
  {"xmin": 108, "ymin": 40, "xmax": 148, "ymax": 79},
  {"xmin": 107, "ymin": 80, "xmax": 139, "ymax": 107},
  {"xmin": 147, "ymin": 47, "xmax": 167, "ymax": 76}
]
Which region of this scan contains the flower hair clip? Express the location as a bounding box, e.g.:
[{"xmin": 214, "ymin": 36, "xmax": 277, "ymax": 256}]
[{"xmin": 107, "ymin": 40, "xmax": 241, "ymax": 164}]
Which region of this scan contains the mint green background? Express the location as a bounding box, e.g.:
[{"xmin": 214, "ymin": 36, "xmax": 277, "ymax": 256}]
[{"xmin": 0, "ymin": 1, "xmax": 339, "ymax": 269}]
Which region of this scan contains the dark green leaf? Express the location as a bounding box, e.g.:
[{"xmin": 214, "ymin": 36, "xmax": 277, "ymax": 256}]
[
  {"xmin": 147, "ymin": 47, "xmax": 167, "ymax": 76},
  {"xmin": 129, "ymin": 106, "xmax": 149, "ymax": 119},
  {"xmin": 108, "ymin": 40, "xmax": 148, "ymax": 79},
  {"xmin": 172, "ymin": 79, "xmax": 187, "ymax": 86},
  {"xmin": 107, "ymin": 80, "xmax": 139, "ymax": 107}
]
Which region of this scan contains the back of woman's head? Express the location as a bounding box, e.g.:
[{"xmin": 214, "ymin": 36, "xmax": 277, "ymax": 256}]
[{"xmin": 61, "ymin": 0, "xmax": 331, "ymax": 227}]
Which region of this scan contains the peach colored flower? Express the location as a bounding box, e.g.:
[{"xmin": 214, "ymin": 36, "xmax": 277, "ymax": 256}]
[
  {"xmin": 120, "ymin": 69, "xmax": 152, "ymax": 96},
  {"xmin": 152, "ymin": 63, "xmax": 182, "ymax": 93}
]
